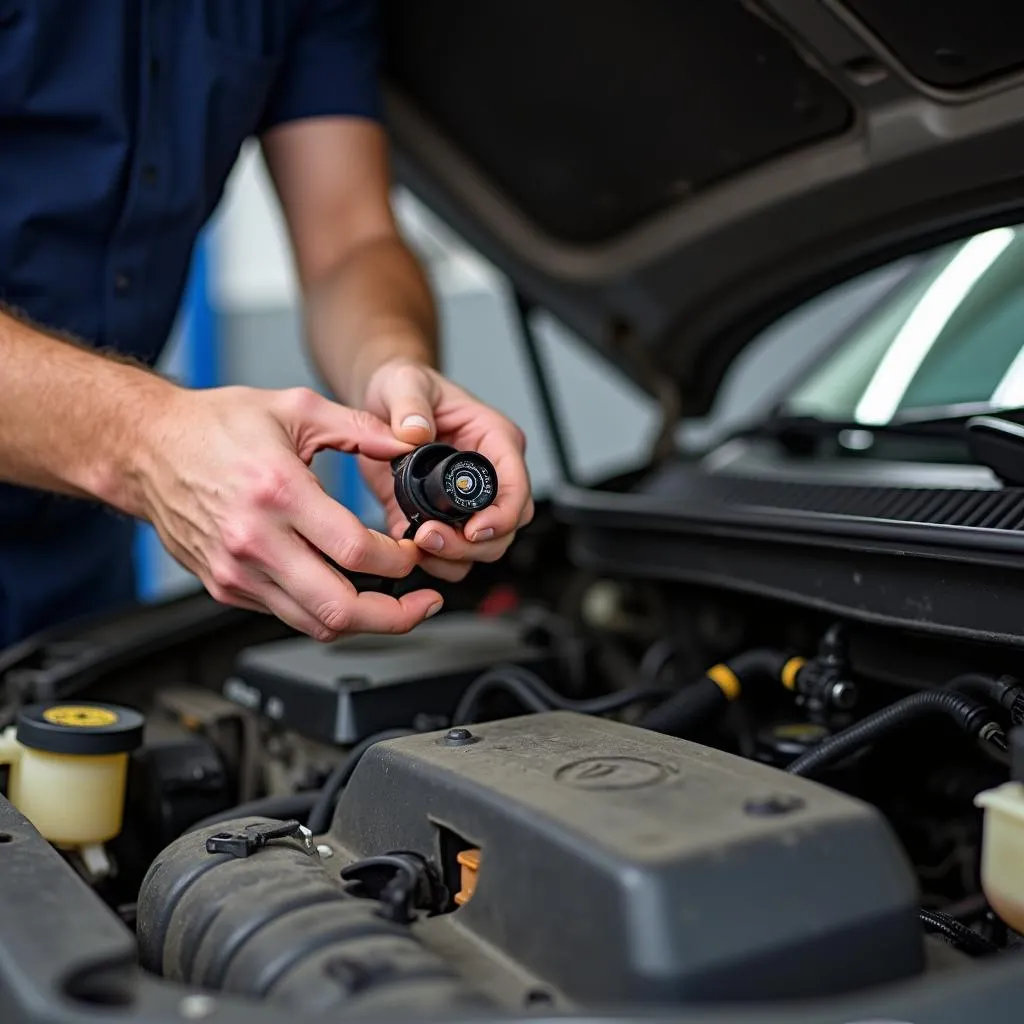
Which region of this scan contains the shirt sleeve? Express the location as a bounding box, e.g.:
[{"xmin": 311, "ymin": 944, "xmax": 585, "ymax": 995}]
[{"xmin": 259, "ymin": 0, "xmax": 381, "ymax": 132}]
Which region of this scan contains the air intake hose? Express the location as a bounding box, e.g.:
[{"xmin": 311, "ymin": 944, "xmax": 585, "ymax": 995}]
[{"xmin": 136, "ymin": 818, "xmax": 488, "ymax": 1015}]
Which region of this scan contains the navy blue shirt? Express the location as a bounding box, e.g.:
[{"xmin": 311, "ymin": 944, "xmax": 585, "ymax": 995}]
[{"xmin": 0, "ymin": 0, "xmax": 380, "ymax": 644}]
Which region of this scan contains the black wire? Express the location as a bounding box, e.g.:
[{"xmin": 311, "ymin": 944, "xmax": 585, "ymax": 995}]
[
  {"xmin": 452, "ymin": 668, "xmax": 552, "ymax": 724},
  {"xmin": 500, "ymin": 663, "xmax": 671, "ymax": 715},
  {"xmin": 186, "ymin": 792, "xmax": 317, "ymax": 833},
  {"xmin": 307, "ymin": 728, "xmax": 415, "ymax": 835},
  {"xmin": 452, "ymin": 663, "xmax": 670, "ymax": 725},
  {"xmin": 787, "ymin": 689, "xmax": 1005, "ymax": 777},
  {"xmin": 919, "ymin": 909, "xmax": 999, "ymax": 957}
]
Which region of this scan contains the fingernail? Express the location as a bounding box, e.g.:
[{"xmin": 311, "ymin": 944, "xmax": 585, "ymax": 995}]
[
  {"xmin": 471, "ymin": 528, "xmax": 495, "ymax": 542},
  {"xmin": 401, "ymin": 414, "xmax": 431, "ymax": 431},
  {"xmin": 426, "ymin": 601, "xmax": 443, "ymax": 618},
  {"xmin": 422, "ymin": 531, "xmax": 445, "ymax": 552}
]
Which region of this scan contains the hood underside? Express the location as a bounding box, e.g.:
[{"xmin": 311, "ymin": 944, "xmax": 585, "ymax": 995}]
[{"xmin": 381, "ymin": 0, "xmax": 1024, "ymax": 414}]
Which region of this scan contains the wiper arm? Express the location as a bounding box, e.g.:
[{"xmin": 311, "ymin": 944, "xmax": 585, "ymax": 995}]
[
  {"xmin": 742, "ymin": 405, "xmax": 1024, "ymax": 485},
  {"xmin": 753, "ymin": 404, "xmax": 1024, "ymax": 444},
  {"xmin": 965, "ymin": 416, "xmax": 1024, "ymax": 487},
  {"xmin": 745, "ymin": 413, "xmax": 969, "ymax": 454}
]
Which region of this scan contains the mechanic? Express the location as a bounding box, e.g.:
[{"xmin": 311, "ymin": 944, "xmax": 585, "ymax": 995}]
[{"xmin": 0, "ymin": 1, "xmax": 533, "ymax": 647}]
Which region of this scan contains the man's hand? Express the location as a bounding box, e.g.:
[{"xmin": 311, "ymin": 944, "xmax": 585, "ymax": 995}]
[
  {"xmin": 132, "ymin": 385, "xmax": 443, "ymax": 641},
  {"xmin": 259, "ymin": 118, "xmax": 532, "ymax": 581},
  {"xmin": 358, "ymin": 360, "xmax": 534, "ymax": 582}
]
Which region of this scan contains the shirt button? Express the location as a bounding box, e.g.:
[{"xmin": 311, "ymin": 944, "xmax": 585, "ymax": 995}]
[
  {"xmin": 114, "ymin": 273, "xmax": 132, "ymax": 294},
  {"xmin": 141, "ymin": 164, "xmax": 158, "ymax": 184}
]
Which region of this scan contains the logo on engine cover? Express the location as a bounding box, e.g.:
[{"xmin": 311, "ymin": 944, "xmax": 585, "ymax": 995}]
[{"xmin": 555, "ymin": 756, "xmax": 673, "ymax": 790}]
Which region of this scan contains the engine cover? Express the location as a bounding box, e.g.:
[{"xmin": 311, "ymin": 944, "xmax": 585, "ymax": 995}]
[{"xmin": 331, "ymin": 711, "xmax": 924, "ymax": 1008}]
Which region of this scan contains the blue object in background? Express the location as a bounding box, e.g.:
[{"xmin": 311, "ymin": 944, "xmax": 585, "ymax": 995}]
[
  {"xmin": 132, "ymin": 233, "xmax": 375, "ymax": 602},
  {"xmin": 133, "ymin": 234, "xmax": 219, "ymax": 602}
]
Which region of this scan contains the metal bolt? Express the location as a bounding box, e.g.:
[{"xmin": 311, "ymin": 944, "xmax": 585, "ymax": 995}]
[
  {"xmin": 744, "ymin": 794, "xmax": 805, "ymax": 817},
  {"xmin": 829, "ymin": 680, "xmax": 858, "ymax": 711},
  {"xmin": 316, "ymin": 844, "xmax": 334, "ymax": 859},
  {"xmin": 180, "ymin": 995, "xmax": 217, "ymax": 1019},
  {"xmin": 442, "ymin": 727, "xmax": 478, "ymax": 747}
]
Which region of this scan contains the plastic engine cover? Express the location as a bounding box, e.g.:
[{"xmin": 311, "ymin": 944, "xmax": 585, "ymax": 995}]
[{"xmin": 331, "ymin": 711, "xmax": 924, "ymax": 1007}]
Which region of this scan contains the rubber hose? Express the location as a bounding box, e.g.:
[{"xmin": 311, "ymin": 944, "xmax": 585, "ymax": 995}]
[
  {"xmin": 638, "ymin": 677, "xmax": 731, "ymax": 735},
  {"xmin": 639, "ymin": 649, "xmax": 787, "ymax": 736},
  {"xmin": 919, "ymin": 909, "xmax": 999, "ymax": 958},
  {"xmin": 137, "ymin": 818, "xmax": 489, "ymax": 1014},
  {"xmin": 947, "ymin": 674, "xmax": 1024, "ymax": 723},
  {"xmin": 787, "ymin": 690, "xmax": 1002, "ymax": 777},
  {"xmin": 187, "ymin": 793, "xmax": 317, "ymax": 833}
]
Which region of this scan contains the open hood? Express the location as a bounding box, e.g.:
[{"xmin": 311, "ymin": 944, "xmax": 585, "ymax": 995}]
[{"xmin": 381, "ymin": 0, "xmax": 1024, "ymax": 415}]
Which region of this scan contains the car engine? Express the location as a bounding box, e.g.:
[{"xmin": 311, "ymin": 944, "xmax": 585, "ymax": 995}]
[{"xmin": 2, "ymin": 500, "xmax": 1024, "ymax": 1023}]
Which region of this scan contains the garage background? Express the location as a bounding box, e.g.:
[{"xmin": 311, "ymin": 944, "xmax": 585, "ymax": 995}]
[{"xmin": 139, "ymin": 142, "xmax": 911, "ymax": 600}]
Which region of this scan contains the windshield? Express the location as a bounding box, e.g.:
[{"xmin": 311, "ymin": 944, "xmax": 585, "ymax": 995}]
[{"xmin": 783, "ymin": 225, "xmax": 1024, "ymax": 425}]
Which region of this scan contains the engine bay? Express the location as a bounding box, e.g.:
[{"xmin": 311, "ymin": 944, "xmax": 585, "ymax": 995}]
[{"xmin": 3, "ymin": 511, "xmax": 1024, "ymax": 1023}]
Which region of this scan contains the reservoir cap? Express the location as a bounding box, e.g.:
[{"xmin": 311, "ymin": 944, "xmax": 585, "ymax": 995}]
[{"xmin": 16, "ymin": 702, "xmax": 144, "ymax": 756}]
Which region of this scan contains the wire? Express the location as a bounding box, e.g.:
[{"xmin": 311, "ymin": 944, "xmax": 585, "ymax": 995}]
[
  {"xmin": 452, "ymin": 663, "xmax": 671, "ymax": 725},
  {"xmin": 639, "ymin": 639, "xmax": 676, "ymax": 682},
  {"xmin": 504, "ymin": 664, "xmax": 671, "ymax": 714},
  {"xmin": 307, "ymin": 728, "xmax": 416, "ymax": 835},
  {"xmin": 919, "ymin": 909, "xmax": 999, "ymax": 957},
  {"xmin": 452, "ymin": 668, "xmax": 551, "ymax": 724},
  {"xmin": 787, "ymin": 689, "xmax": 1005, "ymax": 778}
]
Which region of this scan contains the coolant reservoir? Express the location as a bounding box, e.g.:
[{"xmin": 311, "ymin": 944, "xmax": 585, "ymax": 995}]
[
  {"xmin": 975, "ymin": 727, "xmax": 1024, "ymax": 933},
  {"xmin": 0, "ymin": 702, "xmax": 144, "ymax": 848}
]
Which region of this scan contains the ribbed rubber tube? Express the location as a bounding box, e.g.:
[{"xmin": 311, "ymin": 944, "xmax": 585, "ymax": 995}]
[
  {"xmin": 787, "ymin": 690, "xmax": 1001, "ymax": 777},
  {"xmin": 137, "ymin": 818, "xmax": 488, "ymax": 1015}
]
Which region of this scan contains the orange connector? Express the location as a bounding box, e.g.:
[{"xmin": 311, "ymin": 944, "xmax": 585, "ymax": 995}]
[{"xmin": 454, "ymin": 848, "xmax": 481, "ymax": 906}]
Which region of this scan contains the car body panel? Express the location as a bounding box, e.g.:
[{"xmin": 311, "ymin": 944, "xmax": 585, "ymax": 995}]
[{"xmin": 381, "ymin": 0, "xmax": 1024, "ymax": 413}]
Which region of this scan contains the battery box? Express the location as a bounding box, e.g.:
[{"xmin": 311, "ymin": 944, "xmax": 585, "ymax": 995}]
[{"xmin": 223, "ymin": 613, "xmax": 551, "ymax": 745}]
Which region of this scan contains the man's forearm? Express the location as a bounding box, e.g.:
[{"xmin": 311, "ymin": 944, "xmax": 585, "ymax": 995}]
[
  {"xmin": 303, "ymin": 234, "xmax": 438, "ymax": 406},
  {"xmin": 0, "ymin": 309, "xmax": 173, "ymax": 512}
]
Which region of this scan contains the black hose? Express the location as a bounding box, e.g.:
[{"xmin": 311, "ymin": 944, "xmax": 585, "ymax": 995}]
[
  {"xmin": 787, "ymin": 690, "xmax": 1005, "ymax": 778},
  {"xmin": 307, "ymin": 728, "xmax": 415, "ymax": 835},
  {"xmin": 639, "ymin": 677, "xmax": 732, "ymax": 736},
  {"xmin": 452, "ymin": 664, "xmax": 670, "ymax": 725},
  {"xmin": 187, "ymin": 792, "xmax": 317, "ymax": 833},
  {"xmin": 919, "ymin": 909, "xmax": 999, "ymax": 958},
  {"xmin": 639, "ymin": 649, "xmax": 787, "ymax": 736},
  {"xmin": 947, "ymin": 674, "xmax": 1024, "ymax": 723}
]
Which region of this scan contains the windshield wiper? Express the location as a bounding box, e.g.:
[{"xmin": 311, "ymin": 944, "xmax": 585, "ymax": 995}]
[
  {"xmin": 750, "ymin": 403, "xmax": 1024, "ymax": 443},
  {"xmin": 741, "ymin": 405, "xmax": 1024, "ymax": 485}
]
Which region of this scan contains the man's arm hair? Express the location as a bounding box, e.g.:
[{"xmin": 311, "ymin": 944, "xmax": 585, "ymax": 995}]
[
  {"xmin": 260, "ymin": 117, "xmax": 438, "ymax": 405},
  {"xmin": 0, "ymin": 307, "xmax": 173, "ymax": 513}
]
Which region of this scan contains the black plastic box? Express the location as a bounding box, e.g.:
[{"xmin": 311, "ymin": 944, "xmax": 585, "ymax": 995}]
[{"xmin": 224, "ymin": 613, "xmax": 551, "ymax": 744}]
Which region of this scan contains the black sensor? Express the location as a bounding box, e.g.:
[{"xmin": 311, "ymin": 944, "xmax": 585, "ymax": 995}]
[{"xmin": 391, "ymin": 443, "xmax": 497, "ymax": 538}]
